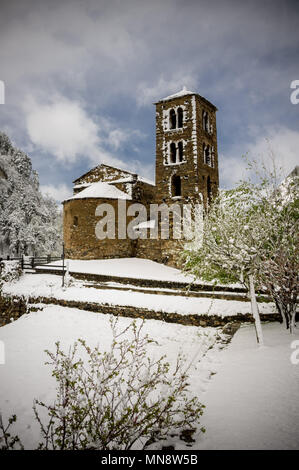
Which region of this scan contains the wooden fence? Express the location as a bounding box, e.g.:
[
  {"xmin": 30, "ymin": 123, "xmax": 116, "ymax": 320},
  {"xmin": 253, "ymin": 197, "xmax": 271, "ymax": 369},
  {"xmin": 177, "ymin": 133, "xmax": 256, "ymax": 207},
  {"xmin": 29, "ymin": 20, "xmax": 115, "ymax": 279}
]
[{"xmin": 0, "ymin": 255, "xmax": 63, "ymax": 270}]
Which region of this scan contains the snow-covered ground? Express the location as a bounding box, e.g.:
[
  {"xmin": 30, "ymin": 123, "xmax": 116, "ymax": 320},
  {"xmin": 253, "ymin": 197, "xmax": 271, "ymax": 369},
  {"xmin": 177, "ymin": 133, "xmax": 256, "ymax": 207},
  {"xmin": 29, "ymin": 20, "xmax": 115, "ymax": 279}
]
[
  {"xmin": 38, "ymin": 257, "xmax": 241, "ymax": 287},
  {"xmin": 0, "ymin": 307, "xmax": 298, "ymax": 450},
  {"xmin": 196, "ymin": 323, "xmax": 299, "ymax": 450},
  {"xmin": 3, "ymin": 273, "xmax": 276, "ymax": 317},
  {"xmin": 0, "ymin": 306, "xmax": 222, "ymax": 450}
]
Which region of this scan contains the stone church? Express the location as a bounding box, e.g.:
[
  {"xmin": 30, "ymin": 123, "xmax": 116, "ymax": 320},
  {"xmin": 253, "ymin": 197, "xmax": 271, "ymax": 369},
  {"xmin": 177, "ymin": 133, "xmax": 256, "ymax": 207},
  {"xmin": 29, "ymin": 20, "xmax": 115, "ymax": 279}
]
[{"xmin": 63, "ymin": 88, "xmax": 219, "ymax": 267}]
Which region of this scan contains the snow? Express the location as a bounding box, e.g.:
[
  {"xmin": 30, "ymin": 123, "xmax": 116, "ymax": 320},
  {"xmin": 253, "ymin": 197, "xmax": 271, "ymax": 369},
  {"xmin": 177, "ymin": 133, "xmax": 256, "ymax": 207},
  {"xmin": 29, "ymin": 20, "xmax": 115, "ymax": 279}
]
[
  {"xmin": 110, "ymin": 175, "xmax": 155, "ymax": 186},
  {"xmin": 3, "ymin": 273, "xmax": 276, "ymax": 317},
  {"xmin": 133, "ymin": 219, "xmax": 156, "ymax": 230},
  {"xmin": 0, "ymin": 306, "xmax": 220, "ymax": 449},
  {"xmin": 0, "ymin": 308, "xmax": 298, "ymax": 449},
  {"xmin": 36, "ymin": 257, "xmax": 242, "ymax": 287},
  {"xmin": 160, "ymin": 87, "xmax": 195, "ymax": 101},
  {"xmin": 65, "ymin": 181, "xmax": 131, "ymax": 201},
  {"xmin": 196, "ymin": 323, "xmax": 299, "ymax": 450}
]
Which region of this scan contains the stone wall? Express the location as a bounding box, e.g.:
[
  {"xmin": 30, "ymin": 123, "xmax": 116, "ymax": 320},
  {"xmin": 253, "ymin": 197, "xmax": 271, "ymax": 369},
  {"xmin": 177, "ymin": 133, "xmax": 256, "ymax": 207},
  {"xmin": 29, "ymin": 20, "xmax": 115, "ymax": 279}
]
[
  {"xmin": 0, "ymin": 295, "xmax": 29, "ymax": 327},
  {"xmin": 26, "ymin": 295, "xmax": 282, "ymax": 328},
  {"xmin": 63, "ymin": 198, "xmax": 135, "ymax": 260}
]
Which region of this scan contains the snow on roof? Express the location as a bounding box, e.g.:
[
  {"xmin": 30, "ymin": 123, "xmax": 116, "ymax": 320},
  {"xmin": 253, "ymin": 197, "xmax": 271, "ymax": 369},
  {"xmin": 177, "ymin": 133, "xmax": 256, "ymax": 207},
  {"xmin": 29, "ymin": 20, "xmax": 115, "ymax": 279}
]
[
  {"xmin": 65, "ymin": 181, "xmax": 132, "ymax": 201},
  {"xmin": 133, "ymin": 219, "xmax": 156, "ymax": 230},
  {"xmin": 73, "ymin": 182, "xmax": 92, "ymax": 189},
  {"xmin": 110, "ymin": 175, "xmax": 155, "ymax": 186},
  {"xmin": 159, "ymin": 86, "xmax": 195, "ymax": 102}
]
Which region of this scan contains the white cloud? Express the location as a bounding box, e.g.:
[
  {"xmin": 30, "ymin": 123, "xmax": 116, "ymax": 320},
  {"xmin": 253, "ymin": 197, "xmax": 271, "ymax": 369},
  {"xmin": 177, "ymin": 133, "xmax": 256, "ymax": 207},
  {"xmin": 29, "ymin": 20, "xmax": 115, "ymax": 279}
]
[
  {"xmin": 24, "ymin": 96, "xmax": 100, "ymax": 163},
  {"xmin": 40, "ymin": 183, "xmax": 72, "ymax": 203},
  {"xmin": 23, "ymin": 95, "xmax": 131, "ymax": 169},
  {"xmin": 220, "ymin": 126, "xmax": 299, "ymax": 188}
]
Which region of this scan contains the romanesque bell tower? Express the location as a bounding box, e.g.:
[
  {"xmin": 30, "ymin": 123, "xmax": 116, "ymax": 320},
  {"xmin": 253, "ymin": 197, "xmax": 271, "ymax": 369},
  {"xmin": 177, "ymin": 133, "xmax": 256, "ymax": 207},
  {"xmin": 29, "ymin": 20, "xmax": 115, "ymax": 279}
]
[{"xmin": 154, "ymin": 87, "xmax": 219, "ymax": 208}]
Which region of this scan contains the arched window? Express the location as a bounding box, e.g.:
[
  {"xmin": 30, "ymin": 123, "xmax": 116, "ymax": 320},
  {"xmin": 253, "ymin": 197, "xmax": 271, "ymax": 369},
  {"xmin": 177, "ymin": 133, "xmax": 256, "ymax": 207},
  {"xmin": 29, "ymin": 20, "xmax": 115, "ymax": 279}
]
[
  {"xmin": 207, "ymin": 176, "xmax": 212, "ymax": 205},
  {"xmin": 177, "ymin": 107, "xmax": 183, "ymax": 128},
  {"xmin": 211, "ymin": 146, "xmax": 214, "ymax": 168},
  {"xmin": 170, "ymin": 142, "xmax": 176, "ymax": 163},
  {"xmin": 204, "ymin": 144, "xmax": 211, "ymax": 165},
  {"xmin": 178, "ymin": 141, "xmax": 183, "ymax": 162},
  {"xmin": 172, "ymin": 175, "xmax": 181, "ymax": 197},
  {"xmin": 73, "ymin": 216, "xmax": 78, "ymax": 226},
  {"xmin": 203, "ymin": 111, "xmax": 209, "ymax": 132},
  {"xmin": 169, "ymin": 109, "xmax": 176, "ymax": 129}
]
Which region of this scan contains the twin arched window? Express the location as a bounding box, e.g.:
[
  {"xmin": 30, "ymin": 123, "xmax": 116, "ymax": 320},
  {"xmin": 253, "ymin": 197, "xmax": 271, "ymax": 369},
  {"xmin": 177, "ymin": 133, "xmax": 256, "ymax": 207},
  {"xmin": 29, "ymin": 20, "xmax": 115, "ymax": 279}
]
[
  {"xmin": 169, "ymin": 141, "xmax": 184, "ymax": 164},
  {"xmin": 169, "ymin": 107, "xmax": 183, "ymax": 129}
]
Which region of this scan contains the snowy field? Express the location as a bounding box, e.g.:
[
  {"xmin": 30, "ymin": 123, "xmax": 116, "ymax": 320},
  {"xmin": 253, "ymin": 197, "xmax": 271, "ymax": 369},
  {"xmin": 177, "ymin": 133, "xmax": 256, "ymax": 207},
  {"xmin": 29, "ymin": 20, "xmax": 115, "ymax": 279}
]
[
  {"xmin": 3, "ymin": 273, "xmax": 276, "ymax": 317},
  {"xmin": 0, "ymin": 306, "xmax": 222, "ymax": 450},
  {"xmin": 197, "ymin": 323, "xmax": 299, "ymax": 450},
  {"xmin": 0, "ymin": 307, "xmax": 298, "ymax": 450}
]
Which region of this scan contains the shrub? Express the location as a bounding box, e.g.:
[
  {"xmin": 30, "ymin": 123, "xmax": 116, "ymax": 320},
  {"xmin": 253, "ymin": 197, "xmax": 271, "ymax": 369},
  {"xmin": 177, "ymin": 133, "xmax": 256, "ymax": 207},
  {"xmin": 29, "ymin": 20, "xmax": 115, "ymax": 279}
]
[
  {"xmin": 0, "ymin": 260, "xmax": 22, "ymax": 283},
  {"xmin": 33, "ymin": 318, "xmax": 205, "ymax": 450}
]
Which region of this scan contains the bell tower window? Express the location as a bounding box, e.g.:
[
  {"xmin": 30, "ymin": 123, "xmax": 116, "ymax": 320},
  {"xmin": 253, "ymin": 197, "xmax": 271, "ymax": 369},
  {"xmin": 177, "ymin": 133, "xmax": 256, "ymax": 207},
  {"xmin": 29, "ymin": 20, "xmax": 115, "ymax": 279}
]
[
  {"xmin": 203, "ymin": 144, "xmax": 211, "ymax": 166},
  {"xmin": 177, "ymin": 107, "xmax": 183, "ymax": 128},
  {"xmin": 178, "ymin": 141, "xmax": 183, "ymax": 162},
  {"xmin": 169, "ymin": 109, "xmax": 176, "ymax": 129},
  {"xmin": 203, "ymin": 111, "xmax": 209, "ymax": 132},
  {"xmin": 170, "ymin": 142, "xmax": 176, "ymax": 163}
]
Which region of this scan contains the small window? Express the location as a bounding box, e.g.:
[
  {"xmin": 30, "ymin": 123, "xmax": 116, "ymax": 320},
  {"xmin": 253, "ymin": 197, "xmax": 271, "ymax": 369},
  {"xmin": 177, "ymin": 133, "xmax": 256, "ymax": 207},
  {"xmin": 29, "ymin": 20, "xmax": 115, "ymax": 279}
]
[
  {"xmin": 178, "ymin": 141, "xmax": 183, "ymax": 162},
  {"xmin": 73, "ymin": 216, "xmax": 78, "ymax": 226},
  {"xmin": 207, "ymin": 176, "xmax": 212, "ymax": 204},
  {"xmin": 203, "ymin": 111, "xmax": 209, "ymax": 132},
  {"xmin": 169, "ymin": 109, "xmax": 176, "ymax": 129},
  {"xmin": 170, "ymin": 142, "xmax": 176, "ymax": 163},
  {"xmin": 172, "ymin": 175, "xmax": 181, "ymax": 197},
  {"xmin": 177, "ymin": 107, "xmax": 183, "ymax": 128},
  {"xmin": 203, "ymin": 144, "xmax": 211, "ymax": 166}
]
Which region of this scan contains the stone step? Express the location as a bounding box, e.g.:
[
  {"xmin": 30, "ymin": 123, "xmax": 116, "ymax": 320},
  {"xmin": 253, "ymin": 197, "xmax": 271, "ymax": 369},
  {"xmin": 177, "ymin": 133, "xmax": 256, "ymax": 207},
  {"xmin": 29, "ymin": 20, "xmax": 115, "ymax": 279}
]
[
  {"xmin": 82, "ymin": 281, "xmax": 271, "ymax": 303},
  {"xmin": 35, "ymin": 266, "xmax": 251, "ymax": 294}
]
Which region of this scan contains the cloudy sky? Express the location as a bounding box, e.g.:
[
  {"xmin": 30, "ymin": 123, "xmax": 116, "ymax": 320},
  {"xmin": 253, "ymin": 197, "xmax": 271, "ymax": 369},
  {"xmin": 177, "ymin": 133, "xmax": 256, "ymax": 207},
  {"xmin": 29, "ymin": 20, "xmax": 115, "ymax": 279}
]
[{"xmin": 0, "ymin": 0, "xmax": 298, "ymax": 202}]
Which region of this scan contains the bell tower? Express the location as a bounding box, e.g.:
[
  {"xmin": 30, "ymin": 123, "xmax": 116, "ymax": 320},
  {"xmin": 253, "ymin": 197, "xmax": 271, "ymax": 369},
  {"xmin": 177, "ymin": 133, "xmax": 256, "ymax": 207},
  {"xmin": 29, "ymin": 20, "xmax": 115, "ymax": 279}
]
[{"xmin": 154, "ymin": 87, "xmax": 219, "ymax": 208}]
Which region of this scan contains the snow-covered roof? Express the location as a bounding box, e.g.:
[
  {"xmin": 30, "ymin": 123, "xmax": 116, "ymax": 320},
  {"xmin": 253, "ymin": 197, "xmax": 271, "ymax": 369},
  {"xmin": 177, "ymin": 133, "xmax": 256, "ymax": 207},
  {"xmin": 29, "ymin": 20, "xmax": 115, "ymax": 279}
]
[
  {"xmin": 133, "ymin": 219, "xmax": 156, "ymax": 230},
  {"xmin": 159, "ymin": 87, "xmax": 195, "ymax": 102},
  {"xmin": 65, "ymin": 181, "xmax": 132, "ymax": 201},
  {"xmin": 110, "ymin": 176, "xmax": 155, "ymax": 186},
  {"xmin": 73, "ymin": 182, "xmax": 92, "ymax": 189}
]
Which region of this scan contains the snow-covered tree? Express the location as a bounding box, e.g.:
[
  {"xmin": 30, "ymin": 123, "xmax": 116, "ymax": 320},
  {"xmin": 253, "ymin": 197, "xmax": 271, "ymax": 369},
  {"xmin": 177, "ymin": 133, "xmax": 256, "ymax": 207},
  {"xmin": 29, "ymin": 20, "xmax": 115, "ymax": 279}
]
[
  {"xmin": 0, "ymin": 133, "xmax": 62, "ymax": 256},
  {"xmin": 183, "ymin": 162, "xmax": 299, "ymax": 340},
  {"xmin": 255, "ymin": 171, "xmax": 299, "ymax": 333}
]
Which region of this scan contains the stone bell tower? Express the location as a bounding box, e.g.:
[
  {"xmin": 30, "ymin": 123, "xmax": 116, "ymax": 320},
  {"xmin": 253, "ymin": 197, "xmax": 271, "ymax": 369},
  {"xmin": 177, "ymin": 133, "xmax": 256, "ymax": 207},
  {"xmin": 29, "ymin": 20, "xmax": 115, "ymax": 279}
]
[{"xmin": 154, "ymin": 87, "xmax": 219, "ymax": 208}]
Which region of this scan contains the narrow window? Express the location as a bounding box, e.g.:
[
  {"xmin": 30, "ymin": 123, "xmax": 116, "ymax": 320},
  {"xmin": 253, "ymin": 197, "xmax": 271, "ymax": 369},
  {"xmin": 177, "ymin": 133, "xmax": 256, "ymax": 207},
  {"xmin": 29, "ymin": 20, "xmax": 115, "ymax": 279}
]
[
  {"xmin": 169, "ymin": 109, "xmax": 176, "ymax": 129},
  {"xmin": 204, "ymin": 145, "xmax": 211, "ymax": 165},
  {"xmin": 207, "ymin": 176, "xmax": 212, "ymax": 204},
  {"xmin": 203, "ymin": 111, "xmax": 209, "ymax": 132},
  {"xmin": 177, "ymin": 107, "xmax": 183, "ymax": 128},
  {"xmin": 178, "ymin": 141, "xmax": 183, "ymax": 162},
  {"xmin": 73, "ymin": 216, "xmax": 78, "ymax": 226},
  {"xmin": 172, "ymin": 175, "xmax": 181, "ymax": 197},
  {"xmin": 170, "ymin": 142, "xmax": 176, "ymax": 163}
]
